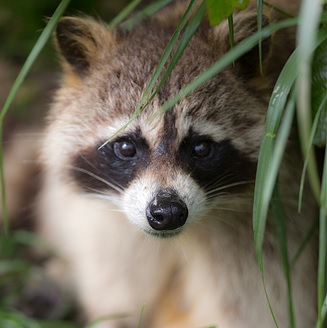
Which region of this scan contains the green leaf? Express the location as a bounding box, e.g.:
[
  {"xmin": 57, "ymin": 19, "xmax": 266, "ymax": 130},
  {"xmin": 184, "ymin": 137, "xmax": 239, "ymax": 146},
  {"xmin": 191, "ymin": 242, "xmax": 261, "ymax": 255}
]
[
  {"xmin": 317, "ymin": 132, "xmax": 327, "ymax": 328},
  {"xmin": 108, "ymin": 0, "xmax": 143, "ymax": 29},
  {"xmin": 0, "ymin": 310, "xmax": 41, "ymax": 328},
  {"xmin": 312, "ymin": 39, "xmax": 327, "ymax": 147},
  {"xmin": 155, "ymin": 16, "xmax": 299, "ymax": 117},
  {"xmin": 299, "ymin": 91, "xmax": 327, "ymax": 212},
  {"xmin": 255, "ymin": 87, "xmax": 297, "ymax": 327},
  {"xmin": 253, "ymin": 28, "xmax": 326, "ymax": 326},
  {"xmin": 206, "ymin": 0, "xmax": 249, "ymax": 26},
  {"xmin": 317, "ymin": 294, "xmax": 327, "ymax": 328},
  {"xmin": 253, "ymin": 47, "xmax": 299, "ymax": 238},
  {"xmin": 147, "ymin": 1, "xmax": 206, "ymax": 106},
  {"xmin": 101, "ymin": 0, "xmax": 200, "ymax": 145},
  {"xmin": 272, "ymin": 186, "xmax": 295, "ymax": 327},
  {"xmin": 296, "ymin": 0, "xmax": 324, "ymax": 204},
  {"xmin": 257, "ymin": 0, "xmax": 263, "ymax": 74},
  {"xmin": 0, "ymin": 0, "xmax": 71, "ymax": 236}
]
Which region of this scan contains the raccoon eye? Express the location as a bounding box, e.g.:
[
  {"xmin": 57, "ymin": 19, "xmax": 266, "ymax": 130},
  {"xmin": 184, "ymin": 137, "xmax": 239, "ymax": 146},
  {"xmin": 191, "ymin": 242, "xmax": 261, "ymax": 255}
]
[
  {"xmin": 114, "ymin": 139, "xmax": 137, "ymax": 159},
  {"xmin": 192, "ymin": 140, "xmax": 212, "ymax": 158}
]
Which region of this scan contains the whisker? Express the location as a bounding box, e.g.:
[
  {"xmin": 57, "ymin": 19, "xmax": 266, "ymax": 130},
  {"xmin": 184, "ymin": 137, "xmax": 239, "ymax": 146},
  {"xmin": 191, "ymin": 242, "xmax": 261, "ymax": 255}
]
[
  {"xmin": 77, "ymin": 154, "xmax": 126, "ymax": 194},
  {"xmin": 206, "ymin": 180, "xmax": 254, "ymax": 198},
  {"xmin": 70, "ymin": 166, "xmax": 124, "ymax": 194},
  {"xmin": 202, "ymin": 172, "xmax": 235, "ymax": 191}
]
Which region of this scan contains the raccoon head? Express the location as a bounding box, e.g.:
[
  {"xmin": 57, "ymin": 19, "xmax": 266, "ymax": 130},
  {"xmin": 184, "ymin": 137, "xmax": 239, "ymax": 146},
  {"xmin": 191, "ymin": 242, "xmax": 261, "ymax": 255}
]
[{"xmin": 46, "ymin": 8, "xmax": 286, "ymax": 238}]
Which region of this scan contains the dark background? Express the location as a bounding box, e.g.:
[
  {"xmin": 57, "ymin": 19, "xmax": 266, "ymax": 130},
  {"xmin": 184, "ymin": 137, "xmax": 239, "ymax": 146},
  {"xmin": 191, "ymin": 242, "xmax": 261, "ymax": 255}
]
[{"xmin": 0, "ymin": 0, "xmax": 130, "ymax": 136}]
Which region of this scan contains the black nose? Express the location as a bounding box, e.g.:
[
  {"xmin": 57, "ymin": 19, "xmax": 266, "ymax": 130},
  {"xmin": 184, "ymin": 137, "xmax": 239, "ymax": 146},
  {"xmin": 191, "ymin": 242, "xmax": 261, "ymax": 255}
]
[{"xmin": 146, "ymin": 189, "xmax": 188, "ymax": 231}]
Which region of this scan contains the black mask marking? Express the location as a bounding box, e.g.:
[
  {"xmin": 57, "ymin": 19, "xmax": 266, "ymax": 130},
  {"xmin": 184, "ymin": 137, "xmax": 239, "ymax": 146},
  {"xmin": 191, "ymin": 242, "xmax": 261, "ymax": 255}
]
[
  {"xmin": 177, "ymin": 131, "xmax": 257, "ymax": 195},
  {"xmin": 70, "ymin": 132, "xmax": 150, "ymax": 194}
]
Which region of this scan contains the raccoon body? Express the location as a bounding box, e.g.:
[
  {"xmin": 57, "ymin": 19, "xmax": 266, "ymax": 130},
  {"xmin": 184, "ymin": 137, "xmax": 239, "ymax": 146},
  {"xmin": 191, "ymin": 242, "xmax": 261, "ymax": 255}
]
[{"xmin": 38, "ymin": 1, "xmax": 317, "ymax": 327}]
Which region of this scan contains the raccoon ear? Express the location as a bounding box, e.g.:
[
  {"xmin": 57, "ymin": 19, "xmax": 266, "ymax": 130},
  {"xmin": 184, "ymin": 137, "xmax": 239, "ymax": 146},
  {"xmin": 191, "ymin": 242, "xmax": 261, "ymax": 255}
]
[
  {"xmin": 212, "ymin": 11, "xmax": 271, "ymax": 79},
  {"xmin": 55, "ymin": 17, "xmax": 115, "ymax": 76}
]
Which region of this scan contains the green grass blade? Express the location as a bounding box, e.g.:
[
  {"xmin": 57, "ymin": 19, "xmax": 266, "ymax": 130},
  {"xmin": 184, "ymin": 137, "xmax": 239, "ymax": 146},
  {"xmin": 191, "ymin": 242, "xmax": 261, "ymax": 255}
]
[
  {"xmin": 85, "ymin": 313, "xmax": 131, "ymax": 328},
  {"xmin": 253, "ymin": 49, "xmax": 299, "ymax": 249},
  {"xmin": 317, "ymin": 294, "xmax": 327, "ymax": 328},
  {"xmin": 299, "ymin": 92, "xmax": 327, "ymax": 211},
  {"xmin": 133, "ymin": 0, "xmax": 199, "ymax": 111},
  {"xmin": 119, "ymin": 0, "xmax": 174, "ymax": 31},
  {"xmin": 297, "ymin": 13, "xmax": 327, "ymax": 319},
  {"xmin": 317, "ymin": 132, "xmax": 327, "ymax": 328},
  {"xmin": 228, "ymin": 14, "xmax": 234, "ymax": 49},
  {"xmin": 137, "ymin": 304, "xmax": 146, "ymax": 328},
  {"xmin": 291, "ymin": 219, "xmax": 319, "ymax": 266},
  {"xmin": 0, "ymin": 124, "xmax": 8, "ymax": 234},
  {"xmin": 296, "ymin": 0, "xmax": 323, "ymax": 204},
  {"xmin": 272, "ymin": 186, "xmax": 295, "ymax": 327},
  {"xmin": 0, "ymin": 310, "xmax": 41, "ymax": 328},
  {"xmin": 253, "ymin": 28, "xmax": 327, "ymax": 258},
  {"xmin": 0, "ymin": 0, "xmax": 70, "ymax": 122},
  {"xmin": 156, "ymin": 16, "xmax": 299, "ymax": 116},
  {"xmin": 312, "ymin": 38, "xmax": 327, "ymax": 148},
  {"xmin": 253, "ymin": 26, "xmax": 326, "ymax": 319},
  {"xmin": 256, "ymin": 89, "xmax": 297, "ymax": 327},
  {"xmin": 262, "ymin": 1, "xmax": 294, "ymax": 18},
  {"xmin": 100, "ymin": 0, "xmax": 199, "ymax": 146},
  {"xmin": 256, "ymin": 0, "xmax": 263, "ymax": 73},
  {"xmin": 0, "ymin": 0, "xmax": 70, "ymax": 235},
  {"xmin": 108, "ymin": 0, "xmax": 143, "ymax": 29},
  {"xmin": 148, "ymin": 1, "xmax": 206, "ymax": 105}
]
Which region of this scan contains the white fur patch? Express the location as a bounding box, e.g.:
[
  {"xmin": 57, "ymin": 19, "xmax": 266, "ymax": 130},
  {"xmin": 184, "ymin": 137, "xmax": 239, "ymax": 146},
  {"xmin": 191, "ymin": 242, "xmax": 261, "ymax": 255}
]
[{"xmin": 121, "ymin": 169, "xmax": 207, "ymax": 235}]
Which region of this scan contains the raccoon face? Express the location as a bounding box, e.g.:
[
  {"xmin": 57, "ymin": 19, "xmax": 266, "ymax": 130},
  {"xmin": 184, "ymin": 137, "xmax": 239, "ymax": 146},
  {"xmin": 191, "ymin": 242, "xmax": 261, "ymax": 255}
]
[
  {"xmin": 71, "ymin": 118, "xmax": 258, "ymax": 237},
  {"xmin": 48, "ymin": 10, "xmax": 276, "ymax": 237}
]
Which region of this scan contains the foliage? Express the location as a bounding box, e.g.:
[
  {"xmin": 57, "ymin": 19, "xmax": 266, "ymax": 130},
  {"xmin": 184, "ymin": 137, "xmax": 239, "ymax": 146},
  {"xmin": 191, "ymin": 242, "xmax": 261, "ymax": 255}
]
[
  {"xmin": 0, "ymin": 0, "xmax": 326, "ymax": 327},
  {"xmin": 206, "ymin": 0, "xmax": 249, "ymax": 26}
]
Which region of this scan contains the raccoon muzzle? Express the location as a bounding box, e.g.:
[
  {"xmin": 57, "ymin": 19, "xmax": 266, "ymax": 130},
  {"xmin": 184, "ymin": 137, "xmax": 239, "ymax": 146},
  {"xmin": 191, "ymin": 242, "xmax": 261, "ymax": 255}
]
[{"xmin": 146, "ymin": 189, "xmax": 188, "ymax": 231}]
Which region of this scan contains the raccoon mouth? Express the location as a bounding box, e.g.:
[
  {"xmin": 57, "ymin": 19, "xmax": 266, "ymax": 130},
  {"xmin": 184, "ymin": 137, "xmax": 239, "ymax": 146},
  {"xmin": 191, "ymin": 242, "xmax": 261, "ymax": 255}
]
[{"xmin": 145, "ymin": 228, "xmax": 184, "ymax": 239}]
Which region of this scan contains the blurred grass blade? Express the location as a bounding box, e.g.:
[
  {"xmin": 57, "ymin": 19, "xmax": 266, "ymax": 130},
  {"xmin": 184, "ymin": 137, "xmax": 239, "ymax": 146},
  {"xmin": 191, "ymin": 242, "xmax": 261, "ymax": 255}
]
[
  {"xmin": 228, "ymin": 15, "xmax": 234, "ymax": 49},
  {"xmin": 0, "ymin": 125, "xmax": 8, "ymax": 234},
  {"xmin": 297, "ymin": 6, "xmax": 326, "ymax": 323},
  {"xmin": 299, "ymin": 92, "xmax": 327, "ymax": 211},
  {"xmin": 0, "ymin": 259, "xmax": 30, "ymax": 275},
  {"xmin": 311, "ymin": 38, "xmax": 327, "ymax": 148},
  {"xmin": 292, "ymin": 219, "xmax": 319, "ymax": 266},
  {"xmin": 317, "ymin": 294, "xmax": 327, "ymax": 328},
  {"xmin": 317, "ymin": 132, "xmax": 327, "ymax": 328},
  {"xmin": 119, "ymin": 0, "xmax": 173, "ymax": 31},
  {"xmin": 108, "ymin": 0, "xmax": 143, "ymax": 29},
  {"xmin": 86, "ymin": 313, "xmax": 131, "ymax": 328},
  {"xmin": 262, "ymin": 1, "xmax": 294, "ymax": 18},
  {"xmin": 257, "ymin": 0, "xmax": 263, "ymax": 73},
  {"xmin": 0, "ymin": 0, "xmax": 70, "ymax": 122},
  {"xmin": 272, "ymin": 186, "xmax": 294, "ymax": 327},
  {"xmin": 11, "ymin": 230, "xmax": 51, "ymax": 251},
  {"xmin": 137, "ymin": 304, "xmax": 146, "ymax": 328},
  {"xmin": 296, "ymin": 0, "xmax": 323, "ymax": 204},
  {"xmin": 0, "ymin": 310, "xmax": 41, "ymax": 328},
  {"xmin": 0, "ymin": 0, "xmax": 70, "ymax": 235}
]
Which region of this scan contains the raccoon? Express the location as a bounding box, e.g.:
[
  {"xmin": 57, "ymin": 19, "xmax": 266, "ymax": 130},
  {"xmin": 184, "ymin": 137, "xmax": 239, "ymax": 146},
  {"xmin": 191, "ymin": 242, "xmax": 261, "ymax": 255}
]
[{"xmin": 37, "ymin": 1, "xmax": 317, "ymax": 327}]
